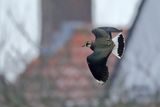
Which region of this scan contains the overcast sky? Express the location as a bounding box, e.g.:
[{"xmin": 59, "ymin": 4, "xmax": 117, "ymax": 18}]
[{"xmin": 92, "ymin": 0, "xmax": 141, "ymax": 28}]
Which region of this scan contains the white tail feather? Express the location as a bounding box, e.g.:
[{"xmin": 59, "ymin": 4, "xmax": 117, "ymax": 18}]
[{"xmin": 112, "ymin": 33, "xmax": 125, "ymax": 59}]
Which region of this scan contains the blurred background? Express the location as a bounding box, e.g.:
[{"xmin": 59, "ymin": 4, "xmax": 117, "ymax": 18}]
[{"xmin": 0, "ymin": 0, "xmax": 160, "ymax": 107}]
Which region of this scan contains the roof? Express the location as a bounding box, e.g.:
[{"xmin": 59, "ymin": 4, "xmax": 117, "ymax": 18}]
[{"xmin": 109, "ymin": 0, "xmax": 160, "ymax": 103}]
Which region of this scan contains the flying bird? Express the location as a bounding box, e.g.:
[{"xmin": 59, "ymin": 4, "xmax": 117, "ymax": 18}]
[{"xmin": 82, "ymin": 27, "xmax": 125, "ymax": 84}]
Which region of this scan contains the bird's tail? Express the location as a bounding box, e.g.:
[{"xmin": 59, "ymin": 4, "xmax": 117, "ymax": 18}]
[{"xmin": 112, "ymin": 33, "xmax": 125, "ymax": 59}]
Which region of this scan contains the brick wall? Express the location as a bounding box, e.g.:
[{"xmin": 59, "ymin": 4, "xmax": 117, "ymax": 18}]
[{"xmin": 41, "ymin": 0, "xmax": 91, "ymax": 49}]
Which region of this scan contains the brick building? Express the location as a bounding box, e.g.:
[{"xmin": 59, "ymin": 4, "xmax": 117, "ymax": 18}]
[{"xmin": 0, "ymin": 0, "xmax": 128, "ymax": 107}]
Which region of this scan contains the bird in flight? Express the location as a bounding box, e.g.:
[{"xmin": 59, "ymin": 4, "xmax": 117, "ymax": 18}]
[{"xmin": 82, "ymin": 27, "xmax": 125, "ymax": 85}]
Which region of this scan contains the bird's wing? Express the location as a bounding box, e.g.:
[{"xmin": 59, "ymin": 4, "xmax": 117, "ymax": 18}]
[
  {"xmin": 92, "ymin": 27, "xmax": 122, "ymax": 39},
  {"xmin": 98, "ymin": 27, "xmax": 122, "ymax": 33},
  {"xmin": 87, "ymin": 50, "xmax": 110, "ymax": 82},
  {"xmin": 91, "ymin": 28, "xmax": 111, "ymax": 39}
]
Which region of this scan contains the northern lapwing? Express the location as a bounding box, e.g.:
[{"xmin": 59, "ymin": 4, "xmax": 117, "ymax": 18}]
[{"xmin": 82, "ymin": 27, "xmax": 125, "ymax": 85}]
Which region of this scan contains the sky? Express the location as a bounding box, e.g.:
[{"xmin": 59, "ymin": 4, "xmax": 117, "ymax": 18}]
[{"xmin": 92, "ymin": 0, "xmax": 141, "ymax": 28}]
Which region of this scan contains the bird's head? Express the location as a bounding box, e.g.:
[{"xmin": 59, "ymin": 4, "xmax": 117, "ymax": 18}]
[{"xmin": 82, "ymin": 41, "xmax": 92, "ymax": 47}]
